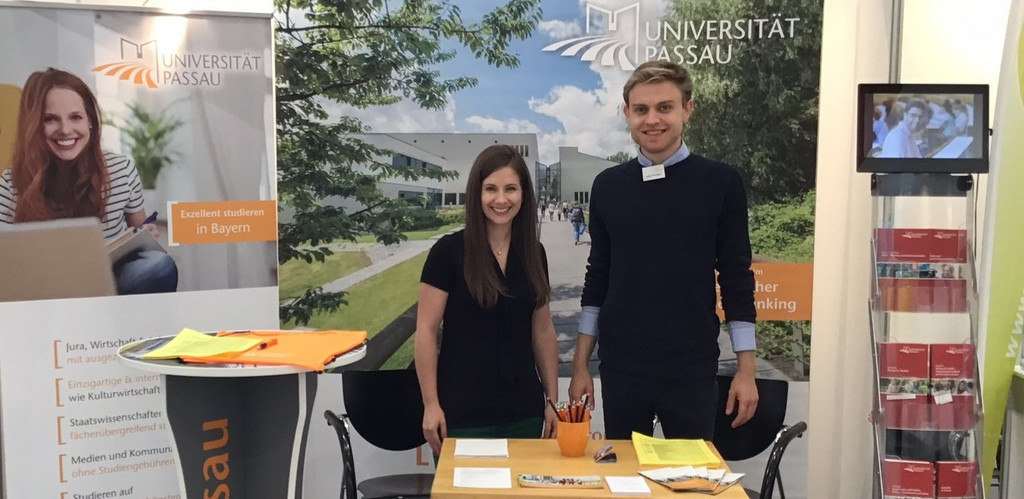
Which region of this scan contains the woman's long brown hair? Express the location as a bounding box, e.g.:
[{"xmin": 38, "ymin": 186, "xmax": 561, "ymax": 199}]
[
  {"xmin": 12, "ymin": 68, "xmax": 108, "ymax": 222},
  {"xmin": 463, "ymin": 145, "xmax": 549, "ymax": 309}
]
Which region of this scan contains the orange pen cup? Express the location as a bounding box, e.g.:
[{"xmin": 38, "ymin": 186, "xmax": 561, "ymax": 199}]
[{"xmin": 556, "ymin": 419, "xmax": 590, "ymax": 457}]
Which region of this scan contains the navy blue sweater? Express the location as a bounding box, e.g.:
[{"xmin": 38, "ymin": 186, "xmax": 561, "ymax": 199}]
[{"xmin": 581, "ymin": 155, "xmax": 756, "ymax": 379}]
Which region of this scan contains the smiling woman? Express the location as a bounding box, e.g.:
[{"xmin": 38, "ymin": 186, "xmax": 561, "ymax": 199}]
[
  {"xmin": 480, "ymin": 166, "xmax": 522, "ymax": 237},
  {"xmin": 43, "ymin": 87, "xmax": 92, "ymax": 162},
  {"xmin": 413, "ymin": 144, "xmax": 560, "ymax": 456},
  {"xmin": 0, "ymin": 68, "xmax": 178, "ymax": 295}
]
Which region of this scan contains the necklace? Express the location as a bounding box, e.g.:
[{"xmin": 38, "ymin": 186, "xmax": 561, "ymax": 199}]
[
  {"xmin": 489, "ymin": 231, "xmax": 511, "ymax": 257},
  {"xmin": 491, "ymin": 241, "xmax": 509, "ymax": 256}
]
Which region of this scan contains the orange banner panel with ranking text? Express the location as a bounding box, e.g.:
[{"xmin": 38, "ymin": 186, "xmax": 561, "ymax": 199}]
[
  {"xmin": 168, "ymin": 200, "xmax": 277, "ymax": 245},
  {"xmin": 716, "ymin": 262, "xmax": 814, "ymax": 321}
]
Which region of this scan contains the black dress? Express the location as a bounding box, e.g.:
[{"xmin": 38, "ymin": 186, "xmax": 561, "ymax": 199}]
[{"xmin": 420, "ymin": 230, "xmax": 546, "ymax": 429}]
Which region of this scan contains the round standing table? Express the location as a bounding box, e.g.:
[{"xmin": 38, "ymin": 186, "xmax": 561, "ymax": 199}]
[{"xmin": 118, "ymin": 336, "xmax": 366, "ymax": 499}]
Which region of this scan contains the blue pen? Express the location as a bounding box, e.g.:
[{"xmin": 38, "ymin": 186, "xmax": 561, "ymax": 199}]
[{"xmin": 135, "ymin": 211, "xmax": 158, "ymax": 232}]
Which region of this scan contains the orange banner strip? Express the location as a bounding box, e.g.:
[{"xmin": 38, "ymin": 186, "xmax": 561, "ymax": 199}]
[
  {"xmin": 717, "ymin": 262, "xmax": 814, "ymax": 321},
  {"xmin": 168, "ymin": 200, "xmax": 277, "ymax": 245}
]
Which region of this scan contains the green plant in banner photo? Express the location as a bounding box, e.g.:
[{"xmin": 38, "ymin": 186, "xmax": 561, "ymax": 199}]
[{"xmin": 110, "ymin": 103, "xmax": 184, "ymax": 189}]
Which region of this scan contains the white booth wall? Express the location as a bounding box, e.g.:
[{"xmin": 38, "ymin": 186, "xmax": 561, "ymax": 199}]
[{"xmin": 808, "ymin": 1, "xmax": 1010, "ymax": 498}]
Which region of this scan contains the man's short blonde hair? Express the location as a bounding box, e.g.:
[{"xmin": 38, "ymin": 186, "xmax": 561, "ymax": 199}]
[{"xmin": 622, "ymin": 61, "xmax": 693, "ymax": 105}]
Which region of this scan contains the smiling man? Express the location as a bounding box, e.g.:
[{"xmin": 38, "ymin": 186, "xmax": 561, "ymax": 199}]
[
  {"xmin": 880, "ymin": 100, "xmax": 928, "ymax": 158},
  {"xmin": 568, "ymin": 61, "xmax": 759, "ymax": 440}
]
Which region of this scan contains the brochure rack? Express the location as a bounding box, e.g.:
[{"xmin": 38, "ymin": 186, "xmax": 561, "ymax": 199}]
[{"xmin": 869, "ymin": 173, "xmax": 985, "ymax": 499}]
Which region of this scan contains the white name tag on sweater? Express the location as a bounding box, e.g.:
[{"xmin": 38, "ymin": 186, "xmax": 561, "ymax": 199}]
[{"xmin": 641, "ymin": 164, "xmax": 666, "ymax": 181}]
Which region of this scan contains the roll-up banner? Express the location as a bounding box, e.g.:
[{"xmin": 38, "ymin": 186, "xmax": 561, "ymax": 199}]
[
  {"xmin": 979, "ymin": 0, "xmax": 1024, "ymax": 485},
  {"xmin": 0, "ymin": 4, "xmax": 277, "ymax": 498}
]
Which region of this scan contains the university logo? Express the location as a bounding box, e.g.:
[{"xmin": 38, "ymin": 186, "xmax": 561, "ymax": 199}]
[
  {"xmin": 542, "ymin": 2, "xmax": 640, "ymax": 71},
  {"xmin": 92, "ymin": 38, "xmax": 264, "ymax": 88},
  {"xmin": 543, "ymin": 5, "xmax": 805, "ymax": 68},
  {"xmin": 92, "ymin": 39, "xmax": 160, "ymax": 88}
]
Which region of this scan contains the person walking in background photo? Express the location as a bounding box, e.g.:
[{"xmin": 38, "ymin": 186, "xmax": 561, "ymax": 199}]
[
  {"xmin": 569, "ymin": 60, "xmax": 759, "ymax": 441},
  {"xmin": 414, "ymin": 144, "xmax": 560, "ymax": 455},
  {"xmin": 0, "ymin": 68, "xmax": 177, "ymax": 295},
  {"xmin": 569, "ymin": 202, "xmax": 586, "ymax": 245},
  {"xmin": 547, "ymin": 200, "xmax": 555, "ymax": 221}
]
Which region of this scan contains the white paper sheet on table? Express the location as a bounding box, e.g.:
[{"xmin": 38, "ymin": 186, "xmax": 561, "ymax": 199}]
[
  {"xmin": 453, "ymin": 438, "xmax": 509, "ymax": 458},
  {"xmin": 453, "ymin": 467, "xmax": 512, "ymax": 488},
  {"xmin": 604, "ymin": 475, "xmax": 651, "ymax": 495}
]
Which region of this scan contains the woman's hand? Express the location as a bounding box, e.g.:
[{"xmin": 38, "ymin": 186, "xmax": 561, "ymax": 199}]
[
  {"xmin": 543, "ymin": 402, "xmax": 559, "ymax": 438},
  {"xmin": 422, "ymin": 403, "xmax": 447, "ymax": 454},
  {"xmin": 142, "ymin": 223, "xmax": 160, "ymax": 239},
  {"xmin": 126, "ymin": 211, "xmax": 159, "ymax": 239}
]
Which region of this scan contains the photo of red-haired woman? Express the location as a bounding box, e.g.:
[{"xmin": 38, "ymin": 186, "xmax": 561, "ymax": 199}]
[{"xmin": 0, "ymin": 68, "xmax": 177, "ymax": 295}]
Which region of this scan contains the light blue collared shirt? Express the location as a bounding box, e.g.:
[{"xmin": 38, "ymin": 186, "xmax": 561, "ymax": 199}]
[
  {"xmin": 577, "ymin": 142, "xmax": 756, "ymax": 353},
  {"xmin": 637, "ymin": 141, "xmax": 690, "ymax": 167}
]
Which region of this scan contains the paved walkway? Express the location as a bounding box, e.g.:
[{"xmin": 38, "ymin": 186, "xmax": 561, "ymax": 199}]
[
  {"xmin": 321, "ymin": 216, "xmax": 787, "ymax": 379},
  {"xmin": 320, "ymin": 239, "xmax": 439, "ymax": 294}
]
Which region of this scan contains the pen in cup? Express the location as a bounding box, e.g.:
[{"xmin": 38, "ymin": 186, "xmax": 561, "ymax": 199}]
[
  {"xmin": 573, "ymin": 402, "xmax": 586, "ymax": 422},
  {"xmin": 546, "ymin": 396, "xmax": 560, "ymax": 419}
]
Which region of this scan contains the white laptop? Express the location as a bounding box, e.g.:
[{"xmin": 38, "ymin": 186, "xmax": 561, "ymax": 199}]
[{"xmin": 0, "ymin": 218, "xmax": 116, "ymax": 302}]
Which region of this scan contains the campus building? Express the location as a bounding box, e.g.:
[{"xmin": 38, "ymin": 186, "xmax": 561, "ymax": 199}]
[
  {"xmin": 357, "ymin": 134, "xmax": 448, "ymax": 207},
  {"xmin": 362, "ymin": 133, "xmax": 540, "ymax": 206},
  {"xmin": 555, "ymin": 146, "xmax": 617, "ymax": 205},
  {"xmin": 355, "ymin": 136, "xmax": 615, "ymax": 208}
]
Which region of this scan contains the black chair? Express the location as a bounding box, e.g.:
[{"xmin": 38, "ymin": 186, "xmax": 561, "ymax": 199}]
[
  {"xmin": 713, "ymin": 374, "xmax": 807, "ymax": 499},
  {"xmin": 324, "ymin": 369, "xmax": 433, "ymax": 499}
]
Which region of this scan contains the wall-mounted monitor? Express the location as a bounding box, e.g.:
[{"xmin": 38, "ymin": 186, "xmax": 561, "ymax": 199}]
[{"xmin": 857, "ymin": 83, "xmax": 989, "ymax": 173}]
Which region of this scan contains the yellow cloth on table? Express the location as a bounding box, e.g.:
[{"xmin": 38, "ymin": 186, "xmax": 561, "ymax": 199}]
[
  {"xmin": 180, "ymin": 330, "xmax": 367, "ymax": 372},
  {"xmin": 631, "ymin": 431, "xmax": 722, "ymax": 467},
  {"xmin": 141, "ymin": 328, "xmax": 264, "ymax": 360}
]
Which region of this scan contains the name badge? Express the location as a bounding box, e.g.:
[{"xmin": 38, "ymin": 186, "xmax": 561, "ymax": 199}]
[{"xmin": 641, "ymin": 164, "xmax": 666, "ymax": 182}]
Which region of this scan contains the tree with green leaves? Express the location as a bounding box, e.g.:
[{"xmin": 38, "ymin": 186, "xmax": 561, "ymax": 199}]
[
  {"xmin": 274, "ymin": 0, "xmax": 542, "ymax": 325},
  {"xmin": 606, "ymin": 151, "xmax": 632, "ymax": 164},
  {"xmin": 749, "ymin": 190, "xmax": 815, "ymax": 262},
  {"xmin": 663, "ymin": 0, "xmax": 822, "ymax": 205}
]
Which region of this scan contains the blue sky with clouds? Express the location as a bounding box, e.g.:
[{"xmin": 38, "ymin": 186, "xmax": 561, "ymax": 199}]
[
  {"xmin": 330, "ymin": 0, "xmax": 670, "ymax": 164},
  {"xmin": 436, "ymin": 1, "xmax": 600, "ymax": 132}
]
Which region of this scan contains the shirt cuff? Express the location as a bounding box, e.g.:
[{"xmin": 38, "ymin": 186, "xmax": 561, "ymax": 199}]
[
  {"xmin": 727, "ymin": 321, "xmax": 756, "ymax": 352},
  {"xmin": 578, "ymin": 306, "xmax": 600, "ymax": 337}
]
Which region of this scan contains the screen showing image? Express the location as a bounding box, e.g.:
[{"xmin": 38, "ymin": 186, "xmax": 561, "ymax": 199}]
[{"xmin": 857, "ymin": 84, "xmax": 989, "ymax": 173}]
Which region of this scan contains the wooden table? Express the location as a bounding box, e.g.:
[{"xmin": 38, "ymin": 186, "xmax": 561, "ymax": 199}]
[{"xmin": 432, "ymin": 438, "xmax": 749, "ymax": 498}]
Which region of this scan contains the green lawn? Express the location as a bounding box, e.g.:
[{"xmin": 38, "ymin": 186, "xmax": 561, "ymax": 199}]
[
  {"xmin": 278, "ymin": 251, "xmax": 372, "ymax": 300},
  {"xmin": 283, "ymin": 252, "xmax": 428, "ymax": 369},
  {"xmin": 279, "ymin": 224, "xmax": 456, "ymax": 369},
  {"xmin": 380, "ymin": 335, "xmax": 416, "ymax": 370},
  {"xmin": 353, "ymin": 223, "xmax": 461, "ymax": 243}
]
